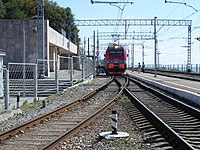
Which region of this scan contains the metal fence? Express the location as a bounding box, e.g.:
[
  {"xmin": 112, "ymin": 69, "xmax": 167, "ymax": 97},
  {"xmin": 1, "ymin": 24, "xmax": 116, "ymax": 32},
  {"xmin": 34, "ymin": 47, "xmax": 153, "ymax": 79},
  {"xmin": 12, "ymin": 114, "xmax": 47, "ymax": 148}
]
[
  {"xmin": 1, "ymin": 63, "xmax": 38, "ymax": 111},
  {"xmin": 1, "ymin": 55, "xmax": 94, "ymax": 112},
  {"xmin": 145, "ymin": 64, "xmax": 200, "ymax": 73}
]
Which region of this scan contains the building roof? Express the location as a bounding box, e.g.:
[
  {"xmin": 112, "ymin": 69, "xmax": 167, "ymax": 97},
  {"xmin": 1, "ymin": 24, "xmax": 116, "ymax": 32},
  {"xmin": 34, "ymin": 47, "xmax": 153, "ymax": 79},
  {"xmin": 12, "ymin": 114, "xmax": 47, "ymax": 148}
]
[{"xmin": 0, "ymin": 49, "xmax": 7, "ymax": 56}]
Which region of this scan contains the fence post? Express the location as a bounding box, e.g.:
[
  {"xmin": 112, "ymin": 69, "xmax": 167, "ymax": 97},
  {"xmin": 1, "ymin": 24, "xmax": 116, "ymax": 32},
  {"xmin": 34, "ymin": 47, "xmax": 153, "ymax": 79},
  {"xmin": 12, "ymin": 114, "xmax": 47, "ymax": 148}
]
[
  {"xmin": 4, "ymin": 69, "xmax": 9, "ymax": 111},
  {"xmin": 55, "ymin": 48, "xmax": 59, "ymax": 93},
  {"xmin": 70, "ymin": 57, "xmax": 73, "ymax": 85},
  {"xmin": 81, "ymin": 56, "xmax": 85, "ymax": 81},
  {"xmin": 196, "ymin": 64, "xmax": 198, "ymax": 73},
  {"xmin": 23, "ymin": 63, "xmax": 26, "ymax": 97},
  {"xmin": 17, "ymin": 92, "xmax": 20, "ymax": 108},
  {"xmin": 33, "ymin": 64, "xmax": 38, "ymax": 102}
]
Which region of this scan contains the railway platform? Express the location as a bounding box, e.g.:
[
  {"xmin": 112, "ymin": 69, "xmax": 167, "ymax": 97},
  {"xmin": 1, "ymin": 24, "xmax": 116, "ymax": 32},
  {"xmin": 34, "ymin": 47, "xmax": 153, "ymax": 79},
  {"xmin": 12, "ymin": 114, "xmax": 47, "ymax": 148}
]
[{"xmin": 126, "ymin": 70, "xmax": 200, "ymax": 107}]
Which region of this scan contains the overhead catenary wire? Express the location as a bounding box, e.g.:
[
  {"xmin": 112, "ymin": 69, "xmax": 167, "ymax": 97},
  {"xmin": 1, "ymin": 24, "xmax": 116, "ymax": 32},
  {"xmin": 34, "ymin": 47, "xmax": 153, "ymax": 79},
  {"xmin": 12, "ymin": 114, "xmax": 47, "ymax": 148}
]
[
  {"xmin": 158, "ymin": 0, "xmax": 199, "ymax": 37},
  {"xmin": 91, "ymin": 0, "xmax": 133, "ymax": 43}
]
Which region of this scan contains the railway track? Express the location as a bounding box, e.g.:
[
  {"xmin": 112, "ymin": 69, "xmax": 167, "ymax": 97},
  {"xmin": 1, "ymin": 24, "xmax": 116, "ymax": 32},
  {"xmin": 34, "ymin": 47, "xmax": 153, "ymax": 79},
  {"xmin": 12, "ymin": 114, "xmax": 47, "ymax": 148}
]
[
  {"xmin": 2, "ymin": 74, "xmax": 199, "ymax": 149},
  {"xmin": 0, "ymin": 77, "xmax": 127, "ymax": 150},
  {"xmin": 122, "ymin": 75, "xmax": 200, "ymax": 149}
]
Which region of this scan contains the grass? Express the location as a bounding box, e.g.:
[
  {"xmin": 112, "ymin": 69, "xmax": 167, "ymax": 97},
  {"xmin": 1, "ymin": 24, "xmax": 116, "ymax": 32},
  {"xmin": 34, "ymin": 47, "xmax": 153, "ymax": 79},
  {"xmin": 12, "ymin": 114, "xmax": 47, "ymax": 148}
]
[
  {"xmin": 84, "ymin": 78, "xmax": 97, "ymax": 86},
  {"xmin": 118, "ymin": 95, "xmax": 129, "ymax": 103},
  {"xmin": 21, "ymin": 99, "xmax": 40, "ymax": 111},
  {"xmin": 21, "ymin": 100, "xmax": 30, "ymax": 110},
  {"xmin": 109, "ymin": 138, "xmax": 130, "ymax": 145},
  {"xmin": 47, "ymin": 93, "xmax": 60, "ymax": 100}
]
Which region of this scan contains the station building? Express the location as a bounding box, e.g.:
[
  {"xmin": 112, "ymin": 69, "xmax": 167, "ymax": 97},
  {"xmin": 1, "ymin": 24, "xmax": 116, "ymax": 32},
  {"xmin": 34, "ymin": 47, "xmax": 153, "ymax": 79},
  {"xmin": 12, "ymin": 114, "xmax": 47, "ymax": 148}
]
[{"xmin": 0, "ymin": 19, "xmax": 78, "ymax": 77}]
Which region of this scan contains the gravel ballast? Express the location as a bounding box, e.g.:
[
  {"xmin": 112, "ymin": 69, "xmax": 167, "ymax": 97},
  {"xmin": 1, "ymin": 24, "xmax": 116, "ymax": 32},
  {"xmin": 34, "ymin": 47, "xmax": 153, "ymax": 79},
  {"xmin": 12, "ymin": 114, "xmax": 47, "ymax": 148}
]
[
  {"xmin": 60, "ymin": 101, "xmax": 153, "ymax": 150},
  {"xmin": 0, "ymin": 77, "xmax": 153, "ymax": 149}
]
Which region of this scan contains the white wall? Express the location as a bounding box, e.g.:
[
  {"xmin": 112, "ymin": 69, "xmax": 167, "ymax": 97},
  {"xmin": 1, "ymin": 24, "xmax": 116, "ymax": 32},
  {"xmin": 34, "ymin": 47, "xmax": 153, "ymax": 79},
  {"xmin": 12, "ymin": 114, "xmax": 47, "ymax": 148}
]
[{"xmin": 48, "ymin": 27, "xmax": 77, "ymax": 55}]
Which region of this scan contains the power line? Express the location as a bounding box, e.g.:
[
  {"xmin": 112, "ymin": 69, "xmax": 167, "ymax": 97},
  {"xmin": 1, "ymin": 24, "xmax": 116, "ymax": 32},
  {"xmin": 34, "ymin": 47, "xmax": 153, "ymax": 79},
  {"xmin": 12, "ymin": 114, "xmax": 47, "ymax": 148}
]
[{"xmin": 91, "ymin": 0, "xmax": 134, "ymax": 34}]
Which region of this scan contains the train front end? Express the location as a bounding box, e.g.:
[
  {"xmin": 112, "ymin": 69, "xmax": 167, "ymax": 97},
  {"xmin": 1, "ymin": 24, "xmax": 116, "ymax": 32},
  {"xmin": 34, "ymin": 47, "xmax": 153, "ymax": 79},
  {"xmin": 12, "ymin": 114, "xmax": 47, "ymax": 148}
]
[{"xmin": 105, "ymin": 44, "xmax": 127, "ymax": 75}]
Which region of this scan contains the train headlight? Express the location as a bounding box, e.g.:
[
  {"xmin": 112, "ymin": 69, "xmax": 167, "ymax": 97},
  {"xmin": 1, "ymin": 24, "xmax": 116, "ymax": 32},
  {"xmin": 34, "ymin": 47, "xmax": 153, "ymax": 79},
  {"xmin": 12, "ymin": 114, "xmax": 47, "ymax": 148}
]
[
  {"xmin": 119, "ymin": 64, "xmax": 125, "ymax": 68},
  {"xmin": 114, "ymin": 45, "xmax": 119, "ymax": 49},
  {"xmin": 108, "ymin": 64, "xmax": 114, "ymax": 68}
]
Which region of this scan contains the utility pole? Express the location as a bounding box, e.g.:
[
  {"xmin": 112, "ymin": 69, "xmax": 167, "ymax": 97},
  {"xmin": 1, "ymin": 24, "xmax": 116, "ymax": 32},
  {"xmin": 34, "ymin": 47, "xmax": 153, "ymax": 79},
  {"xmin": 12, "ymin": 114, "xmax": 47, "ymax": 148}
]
[
  {"xmin": 154, "ymin": 17, "xmax": 158, "ymax": 77},
  {"xmin": 93, "ymin": 31, "xmax": 96, "ymax": 78},
  {"xmin": 37, "ymin": 0, "xmax": 45, "ymax": 77},
  {"xmin": 97, "ymin": 30, "xmax": 99, "ymax": 66},
  {"xmin": 132, "ymin": 38, "xmax": 134, "ymax": 71},
  {"xmin": 67, "ymin": 19, "xmax": 71, "ymax": 74}
]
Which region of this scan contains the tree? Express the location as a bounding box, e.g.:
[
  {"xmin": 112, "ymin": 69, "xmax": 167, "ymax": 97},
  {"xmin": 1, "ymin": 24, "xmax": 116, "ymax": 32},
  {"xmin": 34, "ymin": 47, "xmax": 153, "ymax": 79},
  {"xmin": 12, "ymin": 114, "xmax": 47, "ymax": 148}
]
[
  {"xmin": 1, "ymin": 0, "xmax": 80, "ymax": 44},
  {"xmin": 44, "ymin": 1, "xmax": 80, "ymax": 44},
  {"xmin": 3, "ymin": 0, "xmax": 37, "ymax": 19},
  {"xmin": 0, "ymin": 0, "xmax": 6, "ymax": 18}
]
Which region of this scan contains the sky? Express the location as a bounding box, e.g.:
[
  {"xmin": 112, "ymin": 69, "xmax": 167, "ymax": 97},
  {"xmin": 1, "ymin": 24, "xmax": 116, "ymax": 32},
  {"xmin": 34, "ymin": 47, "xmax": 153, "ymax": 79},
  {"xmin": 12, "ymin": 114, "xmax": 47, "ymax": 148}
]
[{"xmin": 54, "ymin": 0, "xmax": 200, "ymax": 66}]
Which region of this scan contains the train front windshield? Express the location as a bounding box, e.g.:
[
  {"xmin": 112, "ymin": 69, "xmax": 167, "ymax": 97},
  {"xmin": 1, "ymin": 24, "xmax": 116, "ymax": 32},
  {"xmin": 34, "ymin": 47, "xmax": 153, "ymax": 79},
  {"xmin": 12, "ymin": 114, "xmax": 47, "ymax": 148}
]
[{"xmin": 109, "ymin": 48, "xmax": 124, "ymax": 56}]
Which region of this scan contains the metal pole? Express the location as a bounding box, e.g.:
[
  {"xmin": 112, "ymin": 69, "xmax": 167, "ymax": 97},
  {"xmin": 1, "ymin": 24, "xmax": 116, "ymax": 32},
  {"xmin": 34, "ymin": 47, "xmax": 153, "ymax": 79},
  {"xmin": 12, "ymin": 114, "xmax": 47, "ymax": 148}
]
[
  {"xmin": 84, "ymin": 37, "xmax": 86, "ymax": 56},
  {"xmin": 17, "ymin": 92, "xmax": 20, "ymax": 108},
  {"xmin": 70, "ymin": 57, "xmax": 73, "ymax": 85},
  {"xmin": 97, "ymin": 30, "xmax": 99, "ymax": 66},
  {"xmin": 4, "ymin": 69, "xmax": 9, "ymax": 111},
  {"xmin": 81, "ymin": 54, "xmax": 84, "ymax": 81},
  {"xmin": 82, "ymin": 38, "xmax": 86, "ymax": 80},
  {"xmin": 187, "ymin": 25, "xmax": 191, "ymax": 72},
  {"xmin": 142, "ymin": 44, "xmax": 144, "ymax": 63},
  {"xmin": 93, "ymin": 31, "xmax": 96, "ymax": 78},
  {"xmin": 55, "ymin": 47, "xmax": 59, "ymax": 92},
  {"xmin": 88, "ymin": 38, "xmax": 90, "ymax": 56},
  {"xmin": 132, "ymin": 39, "xmax": 134, "ymax": 71},
  {"xmin": 23, "ymin": 21, "xmax": 26, "ymax": 97},
  {"xmin": 67, "ymin": 26, "xmax": 71, "ymax": 74},
  {"xmin": 37, "ymin": 0, "xmax": 45, "ymax": 77},
  {"xmin": 154, "ymin": 17, "xmax": 157, "ymax": 77},
  {"xmin": 33, "ymin": 64, "xmax": 38, "ymax": 102}
]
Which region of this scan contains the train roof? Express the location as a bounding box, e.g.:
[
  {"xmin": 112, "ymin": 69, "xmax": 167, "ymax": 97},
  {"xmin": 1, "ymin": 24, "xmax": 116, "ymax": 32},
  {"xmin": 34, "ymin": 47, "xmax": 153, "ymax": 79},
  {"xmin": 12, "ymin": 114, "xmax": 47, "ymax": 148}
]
[{"xmin": 107, "ymin": 43, "xmax": 124, "ymax": 49}]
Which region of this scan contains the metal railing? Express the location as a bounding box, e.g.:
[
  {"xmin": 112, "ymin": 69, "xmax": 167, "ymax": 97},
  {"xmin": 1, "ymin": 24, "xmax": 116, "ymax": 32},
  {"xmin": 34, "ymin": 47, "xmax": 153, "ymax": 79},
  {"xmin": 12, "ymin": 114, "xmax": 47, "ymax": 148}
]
[
  {"xmin": 1, "ymin": 55, "xmax": 94, "ymax": 112},
  {"xmin": 145, "ymin": 64, "xmax": 200, "ymax": 73}
]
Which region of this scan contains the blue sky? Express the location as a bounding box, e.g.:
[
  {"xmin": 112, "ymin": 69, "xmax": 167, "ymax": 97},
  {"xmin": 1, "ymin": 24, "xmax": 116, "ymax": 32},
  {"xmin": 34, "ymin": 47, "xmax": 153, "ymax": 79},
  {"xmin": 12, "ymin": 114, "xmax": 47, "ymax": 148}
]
[{"xmin": 55, "ymin": 0, "xmax": 200, "ymax": 66}]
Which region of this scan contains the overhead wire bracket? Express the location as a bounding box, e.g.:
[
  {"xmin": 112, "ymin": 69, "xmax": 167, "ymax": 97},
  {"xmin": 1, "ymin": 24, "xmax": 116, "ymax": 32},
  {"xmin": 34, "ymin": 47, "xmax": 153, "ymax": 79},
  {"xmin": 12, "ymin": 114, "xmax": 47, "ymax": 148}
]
[
  {"xmin": 91, "ymin": 0, "xmax": 134, "ymax": 5},
  {"xmin": 165, "ymin": 0, "xmax": 198, "ymax": 12}
]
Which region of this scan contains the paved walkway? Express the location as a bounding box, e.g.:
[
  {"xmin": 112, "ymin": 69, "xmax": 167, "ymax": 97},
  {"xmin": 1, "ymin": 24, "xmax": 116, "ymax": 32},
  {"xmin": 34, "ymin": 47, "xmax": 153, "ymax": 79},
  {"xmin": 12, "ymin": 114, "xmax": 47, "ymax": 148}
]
[
  {"xmin": 49, "ymin": 70, "xmax": 82, "ymax": 80},
  {"xmin": 126, "ymin": 70, "xmax": 200, "ymax": 106}
]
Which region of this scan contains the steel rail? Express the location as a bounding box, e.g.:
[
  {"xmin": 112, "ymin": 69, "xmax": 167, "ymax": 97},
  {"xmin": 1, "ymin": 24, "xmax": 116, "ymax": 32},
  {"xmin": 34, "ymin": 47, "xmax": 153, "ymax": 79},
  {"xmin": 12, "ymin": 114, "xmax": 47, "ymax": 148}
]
[
  {"xmin": 126, "ymin": 75, "xmax": 200, "ymax": 120},
  {"xmin": 41, "ymin": 77, "xmax": 127, "ymax": 149},
  {"xmin": 123, "ymin": 86, "xmax": 194, "ymax": 149},
  {"xmin": 0, "ymin": 77, "xmax": 114, "ymax": 141}
]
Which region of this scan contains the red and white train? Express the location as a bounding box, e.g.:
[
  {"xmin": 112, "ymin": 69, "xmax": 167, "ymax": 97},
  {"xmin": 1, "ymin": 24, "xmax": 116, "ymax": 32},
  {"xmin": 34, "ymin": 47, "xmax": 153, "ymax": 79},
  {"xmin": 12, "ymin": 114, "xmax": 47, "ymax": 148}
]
[{"xmin": 103, "ymin": 43, "xmax": 127, "ymax": 75}]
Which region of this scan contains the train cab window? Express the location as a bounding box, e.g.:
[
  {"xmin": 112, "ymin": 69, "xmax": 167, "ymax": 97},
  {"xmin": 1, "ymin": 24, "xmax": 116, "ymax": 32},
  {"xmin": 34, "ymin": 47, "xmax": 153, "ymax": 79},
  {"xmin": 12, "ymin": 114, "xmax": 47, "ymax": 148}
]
[{"xmin": 109, "ymin": 49, "xmax": 124, "ymax": 56}]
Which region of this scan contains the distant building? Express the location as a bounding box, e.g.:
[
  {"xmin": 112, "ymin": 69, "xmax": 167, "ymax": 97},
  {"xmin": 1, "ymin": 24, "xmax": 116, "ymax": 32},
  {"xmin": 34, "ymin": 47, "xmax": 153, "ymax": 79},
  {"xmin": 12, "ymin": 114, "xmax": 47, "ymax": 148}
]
[{"xmin": 0, "ymin": 19, "xmax": 77, "ymax": 76}]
